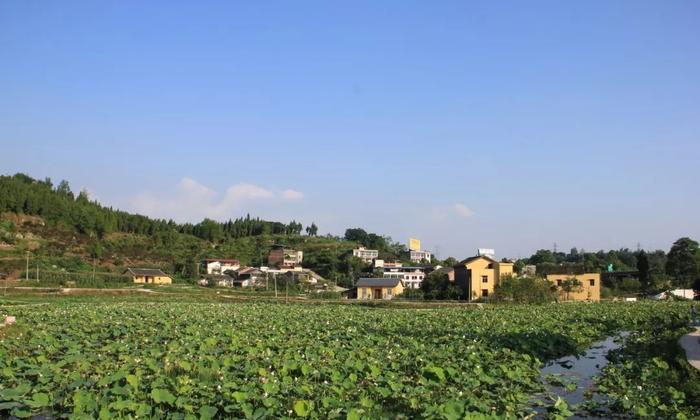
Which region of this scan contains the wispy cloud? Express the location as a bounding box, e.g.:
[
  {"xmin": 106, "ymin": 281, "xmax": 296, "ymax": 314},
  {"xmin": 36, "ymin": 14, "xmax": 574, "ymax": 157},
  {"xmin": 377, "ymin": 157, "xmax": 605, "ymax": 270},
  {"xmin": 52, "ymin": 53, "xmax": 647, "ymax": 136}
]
[
  {"xmin": 131, "ymin": 177, "xmax": 302, "ymax": 222},
  {"xmin": 454, "ymin": 203, "xmax": 475, "ymax": 218},
  {"xmin": 282, "ymin": 189, "xmax": 305, "ymax": 200}
]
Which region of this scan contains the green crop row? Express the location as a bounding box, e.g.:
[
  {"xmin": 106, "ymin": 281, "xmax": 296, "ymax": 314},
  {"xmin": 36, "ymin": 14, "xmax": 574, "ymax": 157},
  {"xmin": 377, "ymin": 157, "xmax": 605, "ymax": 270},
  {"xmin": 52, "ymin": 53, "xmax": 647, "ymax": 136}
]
[{"xmin": 0, "ymin": 301, "xmax": 695, "ymax": 419}]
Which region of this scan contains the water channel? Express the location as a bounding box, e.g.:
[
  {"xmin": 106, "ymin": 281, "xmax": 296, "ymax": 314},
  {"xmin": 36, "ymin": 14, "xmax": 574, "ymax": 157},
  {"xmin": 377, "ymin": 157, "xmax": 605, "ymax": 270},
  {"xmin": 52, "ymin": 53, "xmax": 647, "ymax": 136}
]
[{"xmin": 532, "ymin": 332, "xmax": 628, "ymax": 418}]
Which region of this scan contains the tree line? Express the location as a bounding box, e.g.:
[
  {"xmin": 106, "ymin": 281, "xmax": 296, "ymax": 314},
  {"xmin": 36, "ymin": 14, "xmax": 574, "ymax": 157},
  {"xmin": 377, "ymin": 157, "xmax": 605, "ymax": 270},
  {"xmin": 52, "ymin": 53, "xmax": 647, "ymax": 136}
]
[
  {"xmin": 0, "ymin": 173, "xmax": 312, "ymax": 242},
  {"xmin": 518, "ymin": 238, "xmax": 700, "ymax": 294}
]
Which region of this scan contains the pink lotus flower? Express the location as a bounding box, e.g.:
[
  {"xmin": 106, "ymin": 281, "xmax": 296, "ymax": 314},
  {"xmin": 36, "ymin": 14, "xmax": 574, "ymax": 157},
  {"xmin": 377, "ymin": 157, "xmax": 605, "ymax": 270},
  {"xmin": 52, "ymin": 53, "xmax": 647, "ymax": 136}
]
[{"xmin": 3, "ymin": 316, "xmax": 15, "ymax": 325}]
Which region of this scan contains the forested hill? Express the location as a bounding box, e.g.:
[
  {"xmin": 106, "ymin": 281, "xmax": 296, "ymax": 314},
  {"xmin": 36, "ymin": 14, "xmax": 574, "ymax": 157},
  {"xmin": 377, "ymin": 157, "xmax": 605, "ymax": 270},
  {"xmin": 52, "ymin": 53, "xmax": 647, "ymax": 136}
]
[
  {"xmin": 0, "ymin": 173, "xmax": 405, "ymax": 284},
  {"xmin": 0, "ymin": 173, "xmax": 309, "ymax": 241}
]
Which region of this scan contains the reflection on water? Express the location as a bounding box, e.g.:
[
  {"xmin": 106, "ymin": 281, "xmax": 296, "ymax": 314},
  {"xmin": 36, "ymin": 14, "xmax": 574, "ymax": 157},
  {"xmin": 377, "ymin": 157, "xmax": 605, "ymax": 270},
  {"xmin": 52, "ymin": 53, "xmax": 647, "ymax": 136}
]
[{"xmin": 533, "ymin": 333, "xmax": 628, "ymax": 419}]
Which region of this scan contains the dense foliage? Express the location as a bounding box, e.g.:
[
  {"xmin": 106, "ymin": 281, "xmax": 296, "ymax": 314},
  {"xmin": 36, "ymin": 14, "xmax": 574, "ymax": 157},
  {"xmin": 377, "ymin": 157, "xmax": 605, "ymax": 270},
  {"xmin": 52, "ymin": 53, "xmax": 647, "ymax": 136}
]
[
  {"xmin": 493, "ymin": 276, "xmax": 556, "ymax": 304},
  {"xmin": 419, "ymin": 272, "xmax": 461, "ymax": 300},
  {"xmin": 343, "ymin": 228, "xmax": 409, "ymax": 262},
  {"xmin": 519, "ymin": 241, "xmax": 700, "ymax": 294},
  {"xmin": 0, "ymin": 301, "xmax": 696, "ymax": 418},
  {"xmin": 0, "ymin": 174, "xmax": 307, "ymax": 242},
  {"xmin": 0, "ymin": 174, "xmax": 418, "ymax": 285},
  {"xmin": 592, "ymin": 312, "xmax": 700, "ymax": 418}
]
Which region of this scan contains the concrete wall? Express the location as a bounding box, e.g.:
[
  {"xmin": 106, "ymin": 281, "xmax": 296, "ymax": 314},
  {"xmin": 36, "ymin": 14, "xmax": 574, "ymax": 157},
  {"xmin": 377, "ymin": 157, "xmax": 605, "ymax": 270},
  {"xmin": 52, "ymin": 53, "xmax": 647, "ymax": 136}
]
[
  {"xmin": 357, "ymin": 283, "xmax": 404, "ymax": 300},
  {"xmin": 353, "ymin": 248, "xmax": 379, "ymax": 262},
  {"xmin": 133, "ymin": 275, "xmax": 172, "ymax": 285},
  {"xmin": 455, "ymin": 257, "xmax": 514, "ymax": 301},
  {"xmin": 546, "ymin": 273, "xmax": 601, "ymax": 302},
  {"xmin": 383, "ymin": 269, "xmax": 425, "ymax": 289},
  {"xmin": 206, "ymin": 261, "xmax": 240, "ymax": 275}
]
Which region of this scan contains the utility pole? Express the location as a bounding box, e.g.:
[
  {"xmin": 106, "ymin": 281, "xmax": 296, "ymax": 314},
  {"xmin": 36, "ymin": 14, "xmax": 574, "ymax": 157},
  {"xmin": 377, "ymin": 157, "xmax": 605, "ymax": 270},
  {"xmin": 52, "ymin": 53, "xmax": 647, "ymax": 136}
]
[
  {"xmin": 25, "ymin": 252, "xmax": 29, "ymax": 282},
  {"xmin": 553, "ymin": 242, "xmax": 558, "ymax": 254},
  {"xmin": 36, "ymin": 263, "xmax": 39, "ymax": 282},
  {"xmin": 274, "ymin": 275, "xmax": 278, "ymax": 298}
]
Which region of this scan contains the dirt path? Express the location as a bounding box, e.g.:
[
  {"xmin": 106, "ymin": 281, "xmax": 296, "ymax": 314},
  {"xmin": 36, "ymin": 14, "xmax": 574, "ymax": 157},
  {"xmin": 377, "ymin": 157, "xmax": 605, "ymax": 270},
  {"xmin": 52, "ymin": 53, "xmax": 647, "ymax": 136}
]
[{"xmin": 680, "ymin": 327, "xmax": 700, "ymax": 372}]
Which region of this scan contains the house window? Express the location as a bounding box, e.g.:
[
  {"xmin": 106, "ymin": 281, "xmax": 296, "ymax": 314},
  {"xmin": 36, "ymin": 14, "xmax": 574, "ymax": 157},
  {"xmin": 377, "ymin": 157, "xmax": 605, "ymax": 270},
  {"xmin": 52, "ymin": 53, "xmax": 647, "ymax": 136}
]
[
  {"xmin": 481, "ymin": 289, "xmax": 489, "ymax": 297},
  {"xmin": 387, "ymin": 288, "xmax": 392, "ymax": 297},
  {"xmin": 482, "ymin": 275, "xmax": 488, "ymax": 283},
  {"xmin": 557, "ymin": 279, "xmax": 562, "ymax": 286},
  {"xmin": 361, "ymin": 289, "xmax": 366, "ymax": 299},
  {"xmin": 589, "ymin": 279, "xmax": 595, "ymax": 286}
]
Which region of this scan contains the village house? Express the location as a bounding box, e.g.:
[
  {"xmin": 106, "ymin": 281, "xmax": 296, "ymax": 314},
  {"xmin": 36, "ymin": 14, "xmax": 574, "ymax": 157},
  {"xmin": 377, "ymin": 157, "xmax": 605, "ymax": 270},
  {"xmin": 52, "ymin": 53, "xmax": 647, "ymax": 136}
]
[
  {"xmin": 212, "ymin": 274, "xmax": 238, "ymax": 287},
  {"xmin": 204, "ymin": 258, "xmax": 240, "ymax": 275},
  {"xmin": 198, "ymin": 274, "xmax": 252, "ymax": 288},
  {"xmin": 382, "ymin": 266, "xmax": 426, "ymax": 289},
  {"xmin": 352, "ymin": 247, "xmax": 379, "ymax": 263},
  {"xmin": 356, "ymin": 277, "xmax": 405, "ymax": 300},
  {"xmin": 409, "ymin": 250, "xmax": 432, "ymax": 263},
  {"xmin": 235, "ymin": 267, "xmax": 266, "ymax": 287},
  {"xmin": 123, "ymin": 268, "xmax": 172, "ymax": 285},
  {"xmin": 546, "ymin": 273, "xmax": 601, "ymax": 302},
  {"xmin": 453, "ymin": 255, "xmax": 514, "ymax": 301},
  {"xmin": 372, "ymin": 260, "xmax": 403, "ymax": 269},
  {"xmin": 267, "ymin": 245, "xmax": 304, "ymax": 269}
]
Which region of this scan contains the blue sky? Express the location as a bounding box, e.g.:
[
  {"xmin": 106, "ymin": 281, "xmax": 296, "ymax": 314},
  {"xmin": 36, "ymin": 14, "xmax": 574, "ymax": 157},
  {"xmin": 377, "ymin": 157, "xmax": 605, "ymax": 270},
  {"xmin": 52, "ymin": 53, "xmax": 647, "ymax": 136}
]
[{"xmin": 1, "ymin": 1, "xmax": 699, "ymax": 259}]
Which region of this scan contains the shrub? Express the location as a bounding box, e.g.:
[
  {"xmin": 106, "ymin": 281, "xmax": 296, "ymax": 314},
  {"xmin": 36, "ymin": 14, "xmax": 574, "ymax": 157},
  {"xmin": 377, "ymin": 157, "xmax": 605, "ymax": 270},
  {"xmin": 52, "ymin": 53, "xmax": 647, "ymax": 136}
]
[{"xmin": 494, "ymin": 275, "xmax": 556, "ymax": 304}]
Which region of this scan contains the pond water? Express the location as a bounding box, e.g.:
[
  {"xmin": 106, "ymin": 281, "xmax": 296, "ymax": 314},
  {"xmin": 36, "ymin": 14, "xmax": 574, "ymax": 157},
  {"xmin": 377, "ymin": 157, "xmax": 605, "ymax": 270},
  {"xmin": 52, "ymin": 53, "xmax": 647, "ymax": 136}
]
[{"xmin": 532, "ymin": 333, "xmax": 628, "ymax": 419}]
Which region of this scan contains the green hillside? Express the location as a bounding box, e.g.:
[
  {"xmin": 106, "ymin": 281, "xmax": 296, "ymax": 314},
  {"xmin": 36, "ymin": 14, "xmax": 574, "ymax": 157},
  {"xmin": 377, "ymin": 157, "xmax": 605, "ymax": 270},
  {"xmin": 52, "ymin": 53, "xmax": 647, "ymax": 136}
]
[{"xmin": 0, "ymin": 173, "xmax": 410, "ymax": 286}]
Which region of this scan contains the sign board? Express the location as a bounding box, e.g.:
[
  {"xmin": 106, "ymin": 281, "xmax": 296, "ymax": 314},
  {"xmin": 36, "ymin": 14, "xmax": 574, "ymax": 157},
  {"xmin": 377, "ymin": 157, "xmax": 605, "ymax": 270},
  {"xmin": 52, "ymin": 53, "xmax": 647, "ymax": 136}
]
[
  {"xmin": 409, "ymin": 238, "xmax": 421, "ymax": 251},
  {"xmin": 478, "ymin": 248, "xmax": 495, "ymax": 257}
]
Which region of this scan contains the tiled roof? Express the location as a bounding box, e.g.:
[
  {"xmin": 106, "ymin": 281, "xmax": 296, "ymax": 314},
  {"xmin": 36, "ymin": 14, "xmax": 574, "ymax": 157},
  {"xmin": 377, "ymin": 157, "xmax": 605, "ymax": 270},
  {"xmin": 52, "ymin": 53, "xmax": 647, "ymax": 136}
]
[
  {"xmin": 124, "ymin": 268, "xmax": 168, "ymax": 277},
  {"xmin": 356, "ymin": 278, "xmax": 402, "ymax": 288}
]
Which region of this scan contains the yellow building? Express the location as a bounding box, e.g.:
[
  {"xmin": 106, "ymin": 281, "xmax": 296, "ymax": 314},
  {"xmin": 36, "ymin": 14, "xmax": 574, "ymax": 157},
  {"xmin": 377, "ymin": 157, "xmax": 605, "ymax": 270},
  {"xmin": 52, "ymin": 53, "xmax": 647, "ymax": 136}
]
[
  {"xmin": 546, "ymin": 273, "xmax": 601, "ymax": 302},
  {"xmin": 124, "ymin": 268, "xmax": 172, "ymax": 285},
  {"xmin": 356, "ymin": 278, "xmax": 405, "ymax": 300},
  {"xmin": 454, "ymin": 256, "xmax": 514, "ymax": 301}
]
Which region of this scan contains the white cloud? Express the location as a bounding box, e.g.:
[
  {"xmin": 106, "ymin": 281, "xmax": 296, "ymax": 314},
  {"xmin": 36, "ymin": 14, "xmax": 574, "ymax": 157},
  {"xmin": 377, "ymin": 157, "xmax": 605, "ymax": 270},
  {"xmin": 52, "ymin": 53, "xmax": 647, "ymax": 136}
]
[
  {"xmin": 131, "ymin": 178, "xmax": 302, "ymax": 222},
  {"xmin": 454, "ymin": 203, "xmax": 475, "ymax": 218},
  {"xmin": 282, "ymin": 189, "xmax": 305, "ymax": 200}
]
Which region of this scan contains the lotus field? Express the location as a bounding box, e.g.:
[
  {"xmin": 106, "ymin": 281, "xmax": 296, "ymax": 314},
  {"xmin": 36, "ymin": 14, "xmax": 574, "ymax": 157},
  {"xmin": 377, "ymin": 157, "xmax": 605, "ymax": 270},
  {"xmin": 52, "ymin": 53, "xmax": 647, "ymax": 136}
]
[{"xmin": 0, "ymin": 301, "xmax": 698, "ymax": 418}]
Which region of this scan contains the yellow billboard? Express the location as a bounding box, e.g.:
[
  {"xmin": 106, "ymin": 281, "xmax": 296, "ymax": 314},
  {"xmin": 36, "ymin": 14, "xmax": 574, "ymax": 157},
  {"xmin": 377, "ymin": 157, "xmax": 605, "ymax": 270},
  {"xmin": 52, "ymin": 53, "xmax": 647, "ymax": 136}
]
[{"xmin": 409, "ymin": 238, "xmax": 421, "ymax": 251}]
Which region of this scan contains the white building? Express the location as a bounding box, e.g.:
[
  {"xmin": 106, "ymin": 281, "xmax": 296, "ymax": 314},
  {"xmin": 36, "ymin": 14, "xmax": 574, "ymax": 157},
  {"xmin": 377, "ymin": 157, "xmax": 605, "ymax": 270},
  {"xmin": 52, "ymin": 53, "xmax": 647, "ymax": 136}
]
[
  {"xmin": 372, "ymin": 260, "xmax": 404, "ymax": 269},
  {"xmin": 204, "ymin": 259, "xmax": 241, "ymax": 275},
  {"xmin": 352, "ymin": 247, "xmax": 379, "ymax": 263},
  {"xmin": 383, "ymin": 267, "xmax": 426, "ymax": 289},
  {"xmin": 409, "ymin": 250, "xmax": 432, "ymax": 263},
  {"xmin": 477, "ymin": 248, "xmax": 496, "ymax": 258},
  {"xmin": 268, "ymin": 246, "xmax": 304, "ymax": 268}
]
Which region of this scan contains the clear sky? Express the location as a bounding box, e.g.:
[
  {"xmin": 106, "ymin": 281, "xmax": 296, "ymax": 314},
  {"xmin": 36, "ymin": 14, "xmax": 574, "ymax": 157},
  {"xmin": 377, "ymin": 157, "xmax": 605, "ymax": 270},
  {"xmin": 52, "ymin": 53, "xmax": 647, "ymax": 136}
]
[{"xmin": 1, "ymin": 1, "xmax": 699, "ymax": 259}]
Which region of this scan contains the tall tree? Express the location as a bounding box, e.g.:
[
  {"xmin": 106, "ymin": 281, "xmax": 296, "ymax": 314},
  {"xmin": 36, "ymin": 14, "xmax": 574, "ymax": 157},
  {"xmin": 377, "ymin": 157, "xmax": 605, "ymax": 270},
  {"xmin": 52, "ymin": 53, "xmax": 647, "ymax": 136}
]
[
  {"xmin": 666, "ymin": 237, "xmax": 700, "ymax": 288},
  {"xmin": 305, "ymin": 222, "xmax": 318, "ymax": 236},
  {"xmin": 637, "ymin": 250, "xmax": 650, "ymax": 293},
  {"xmin": 344, "ymin": 228, "xmax": 368, "ymax": 244},
  {"xmin": 56, "ymin": 180, "xmax": 73, "ymax": 199}
]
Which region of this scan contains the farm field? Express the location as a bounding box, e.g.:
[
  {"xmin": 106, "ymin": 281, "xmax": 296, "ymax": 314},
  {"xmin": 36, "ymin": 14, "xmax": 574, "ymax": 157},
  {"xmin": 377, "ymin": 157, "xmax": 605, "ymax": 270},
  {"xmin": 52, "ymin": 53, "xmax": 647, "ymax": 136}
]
[{"xmin": 1, "ymin": 298, "xmax": 699, "ymax": 419}]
